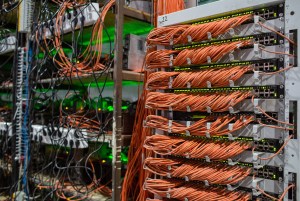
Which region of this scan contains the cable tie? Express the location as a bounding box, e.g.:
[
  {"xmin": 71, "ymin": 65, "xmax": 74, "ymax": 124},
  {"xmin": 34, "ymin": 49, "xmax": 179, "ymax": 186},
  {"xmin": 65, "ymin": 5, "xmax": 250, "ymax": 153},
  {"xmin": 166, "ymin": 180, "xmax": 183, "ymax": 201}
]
[
  {"xmin": 186, "ymin": 121, "xmax": 191, "ymax": 128},
  {"xmin": 184, "ymin": 198, "xmax": 189, "ymax": 201},
  {"xmin": 169, "ymin": 106, "xmax": 173, "ymax": 112},
  {"xmin": 185, "ymin": 153, "xmax": 190, "ymax": 159},
  {"xmin": 227, "ymin": 184, "xmax": 234, "ymax": 191},
  {"xmin": 207, "ymin": 32, "xmax": 212, "ymax": 40},
  {"xmin": 167, "ymin": 173, "xmax": 172, "ymax": 178},
  {"xmin": 169, "ymin": 38, "xmax": 174, "ymax": 46},
  {"xmin": 228, "ymin": 158, "xmax": 238, "ymax": 166},
  {"xmin": 187, "ymin": 82, "xmax": 191, "ymax": 88},
  {"xmin": 167, "ymin": 165, "xmax": 172, "ymax": 170},
  {"xmin": 204, "ymin": 180, "xmax": 209, "ymax": 186},
  {"xmin": 169, "ymin": 54, "xmax": 174, "ymax": 66},
  {"xmin": 205, "ymin": 131, "xmax": 211, "ymax": 138},
  {"xmin": 253, "ymin": 151, "xmax": 263, "ymax": 161},
  {"xmin": 229, "ymin": 107, "xmax": 238, "ymax": 114},
  {"xmin": 205, "ymin": 156, "xmax": 211, "ymax": 162},
  {"xmin": 228, "ymin": 133, "xmax": 235, "ymax": 141},
  {"xmin": 187, "ymin": 58, "xmax": 192, "ymax": 65},
  {"xmin": 228, "ymin": 28, "xmax": 235, "ymax": 36},
  {"xmin": 206, "ymin": 122, "xmax": 211, "ymax": 130},
  {"xmin": 186, "ymin": 106, "xmax": 191, "ymax": 112},
  {"xmin": 206, "ymin": 106, "xmax": 212, "ymax": 113},
  {"xmin": 206, "ymin": 81, "xmax": 212, "ymax": 88},
  {"xmin": 143, "ymin": 120, "xmax": 147, "ymax": 127},
  {"xmin": 229, "ymin": 53, "xmax": 235, "ymax": 61},
  {"xmin": 166, "ymin": 192, "xmax": 171, "ymax": 199},
  {"xmin": 207, "ymin": 56, "xmax": 212, "ymax": 63},
  {"xmin": 184, "ymin": 176, "xmax": 189, "ymax": 182},
  {"xmin": 228, "ymin": 123, "xmax": 234, "ymax": 131},
  {"xmin": 168, "ymin": 120, "xmax": 173, "ymax": 133},
  {"xmin": 229, "ymin": 80, "xmax": 234, "ymax": 87},
  {"xmin": 187, "ymin": 35, "xmax": 192, "ymax": 43},
  {"xmin": 168, "ymin": 77, "xmax": 173, "ymax": 89}
]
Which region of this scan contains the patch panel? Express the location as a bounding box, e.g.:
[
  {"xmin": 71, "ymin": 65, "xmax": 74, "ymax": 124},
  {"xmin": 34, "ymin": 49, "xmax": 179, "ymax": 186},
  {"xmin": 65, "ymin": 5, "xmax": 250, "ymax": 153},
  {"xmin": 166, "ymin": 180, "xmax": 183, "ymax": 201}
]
[
  {"xmin": 173, "ymin": 58, "xmax": 284, "ymax": 72},
  {"xmin": 168, "ymin": 85, "xmax": 284, "ymax": 99},
  {"xmin": 173, "ymin": 33, "xmax": 283, "ymax": 50},
  {"xmin": 39, "ymin": 3, "xmax": 99, "ymax": 38},
  {"xmin": 168, "ymin": 133, "xmax": 282, "ymax": 153},
  {"xmin": 192, "ymin": 4, "xmax": 283, "ymax": 25},
  {"xmin": 171, "ymin": 111, "xmax": 278, "ymax": 124}
]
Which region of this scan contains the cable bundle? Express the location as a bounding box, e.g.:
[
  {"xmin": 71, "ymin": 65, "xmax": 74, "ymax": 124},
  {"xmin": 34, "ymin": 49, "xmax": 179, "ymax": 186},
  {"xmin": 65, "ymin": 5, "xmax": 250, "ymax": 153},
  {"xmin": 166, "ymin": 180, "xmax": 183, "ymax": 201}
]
[
  {"xmin": 148, "ymin": 14, "xmax": 252, "ymax": 45},
  {"xmin": 144, "ymin": 179, "xmax": 251, "ymax": 201},
  {"xmin": 145, "ymin": 91, "xmax": 251, "ymax": 112},
  {"xmin": 153, "ymin": 0, "xmax": 185, "ymax": 27},
  {"xmin": 37, "ymin": 0, "xmax": 115, "ymax": 76},
  {"xmin": 144, "ymin": 158, "xmax": 251, "ymax": 185},
  {"xmin": 146, "ymin": 65, "xmax": 252, "ymax": 89},
  {"xmin": 145, "ymin": 115, "xmax": 253, "ymax": 136},
  {"xmin": 144, "ymin": 135, "xmax": 251, "ymax": 159},
  {"xmin": 121, "ymin": 71, "xmax": 154, "ymax": 201},
  {"xmin": 145, "ymin": 40, "xmax": 251, "ymax": 69}
]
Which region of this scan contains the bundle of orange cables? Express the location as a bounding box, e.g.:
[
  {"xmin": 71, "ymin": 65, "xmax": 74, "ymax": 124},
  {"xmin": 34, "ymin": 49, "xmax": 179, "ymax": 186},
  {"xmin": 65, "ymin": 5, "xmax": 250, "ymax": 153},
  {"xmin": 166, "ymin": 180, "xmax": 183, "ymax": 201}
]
[
  {"xmin": 145, "ymin": 91, "xmax": 251, "ymax": 112},
  {"xmin": 144, "ymin": 158, "xmax": 251, "ymax": 185},
  {"xmin": 37, "ymin": 0, "xmax": 115, "ymax": 76},
  {"xmin": 144, "ymin": 135, "xmax": 251, "ymax": 160},
  {"xmin": 144, "ymin": 179, "xmax": 251, "ymax": 201},
  {"xmin": 145, "ymin": 40, "xmax": 251, "ymax": 69},
  {"xmin": 145, "ymin": 114, "xmax": 254, "ymax": 136},
  {"xmin": 153, "ymin": 0, "xmax": 185, "ymax": 27},
  {"xmin": 148, "ymin": 14, "xmax": 252, "ymax": 45},
  {"xmin": 146, "ymin": 65, "xmax": 252, "ymax": 90},
  {"xmin": 121, "ymin": 71, "xmax": 154, "ymax": 201}
]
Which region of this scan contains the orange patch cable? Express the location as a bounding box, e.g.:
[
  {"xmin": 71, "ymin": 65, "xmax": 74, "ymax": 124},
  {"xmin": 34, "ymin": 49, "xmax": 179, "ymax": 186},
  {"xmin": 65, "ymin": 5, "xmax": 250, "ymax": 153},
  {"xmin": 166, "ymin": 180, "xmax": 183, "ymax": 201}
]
[
  {"xmin": 144, "ymin": 114, "xmax": 253, "ymax": 137},
  {"xmin": 145, "ymin": 40, "xmax": 251, "ymax": 69},
  {"xmin": 144, "ymin": 179, "xmax": 251, "ymax": 201},
  {"xmin": 148, "ymin": 14, "xmax": 252, "ymax": 45},
  {"xmin": 144, "ymin": 135, "xmax": 251, "ymax": 160},
  {"xmin": 145, "ymin": 91, "xmax": 251, "ymax": 112},
  {"xmin": 146, "ymin": 65, "xmax": 251, "ymax": 90},
  {"xmin": 144, "ymin": 157, "xmax": 251, "ymax": 185}
]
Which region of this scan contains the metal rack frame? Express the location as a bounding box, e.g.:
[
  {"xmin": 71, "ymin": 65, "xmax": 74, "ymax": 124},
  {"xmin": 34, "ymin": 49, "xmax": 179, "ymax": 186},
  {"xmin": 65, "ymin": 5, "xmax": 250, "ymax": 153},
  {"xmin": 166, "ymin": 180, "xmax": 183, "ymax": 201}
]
[{"xmin": 156, "ymin": 0, "xmax": 300, "ymax": 200}]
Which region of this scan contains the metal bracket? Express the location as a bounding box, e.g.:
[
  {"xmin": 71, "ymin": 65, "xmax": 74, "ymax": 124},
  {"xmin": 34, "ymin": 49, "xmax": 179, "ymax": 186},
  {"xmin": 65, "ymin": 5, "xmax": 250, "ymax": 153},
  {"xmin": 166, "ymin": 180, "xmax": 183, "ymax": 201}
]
[
  {"xmin": 253, "ymin": 124, "xmax": 262, "ymax": 141},
  {"xmin": 252, "ymin": 178, "xmax": 264, "ymax": 196},
  {"xmin": 254, "ymin": 44, "xmax": 263, "ymax": 59}
]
